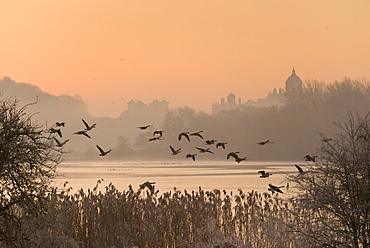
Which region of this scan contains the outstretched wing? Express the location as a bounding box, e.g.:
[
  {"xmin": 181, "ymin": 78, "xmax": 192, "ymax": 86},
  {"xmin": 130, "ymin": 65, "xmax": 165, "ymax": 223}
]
[
  {"xmin": 195, "ymin": 147, "xmax": 203, "ymax": 152},
  {"xmin": 82, "ymin": 119, "xmax": 90, "ymax": 129},
  {"xmin": 83, "ymin": 132, "xmax": 91, "ymax": 139},
  {"xmin": 54, "ymin": 137, "xmax": 61, "ymax": 146},
  {"xmin": 96, "ymin": 145, "xmax": 104, "ymax": 154},
  {"xmin": 295, "ymin": 164, "xmax": 304, "ymax": 174}
]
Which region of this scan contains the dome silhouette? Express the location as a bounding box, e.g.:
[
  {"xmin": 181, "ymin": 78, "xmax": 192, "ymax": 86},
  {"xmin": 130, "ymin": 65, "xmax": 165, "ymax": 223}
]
[
  {"xmin": 285, "ymin": 68, "xmax": 302, "ymax": 92},
  {"xmin": 227, "ymin": 92, "xmax": 236, "ymax": 105}
]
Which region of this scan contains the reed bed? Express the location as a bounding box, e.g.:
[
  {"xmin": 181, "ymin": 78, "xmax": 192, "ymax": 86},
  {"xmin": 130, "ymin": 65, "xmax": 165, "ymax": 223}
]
[{"xmin": 17, "ymin": 181, "xmax": 307, "ymax": 248}]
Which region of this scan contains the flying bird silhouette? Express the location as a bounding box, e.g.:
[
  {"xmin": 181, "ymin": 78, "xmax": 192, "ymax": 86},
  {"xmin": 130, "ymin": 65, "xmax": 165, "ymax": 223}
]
[
  {"xmin": 189, "ymin": 131, "xmax": 204, "ymax": 139},
  {"xmin": 178, "ymin": 132, "xmax": 191, "ymax": 142},
  {"xmin": 96, "ymin": 145, "xmax": 111, "ymax": 156},
  {"xmin": 137, "ymin": 124, "xmax": 153, "ymax": 130},
  {"xmin": 234, "ymin": 156, "xmax": 248, "ymax": 163},
  {"xmin": 257, "ymin": 140, "xmax": 274, "ymax": 145},
  {"xmin": 49, "ymin": 128, "xmax": 62, "ymax": 138},
  {"xmin": 304, "ymin": 154, "xmax": 317, "ymax": 162},
  {"xmin": 170, "ymin": 145, "xmax": 181, "ymax": 155},
  {"xmin": 82, "ymin": 119, "xmax": 96, "ymax": 131},
  {"xmin": 74, "ymin": 130, "xmax": 91, "ymax": 139},
  {"xmin": 268, "ymin": 184, "xmax": 284, "ymax": 194},
  {"xmin": 53, "ymin": 137, "xmax": 69, "ymax": 147},
  {"xmin": 195, "ymin": 147, "xmax": 214, "ymax": 154},
  {"xmin": 55, "ymin": 122, "xmax": 65, "ymax": 127},
  {"xmin": 149, "ymin": 136, "xmax": 163, "ymax": 141},
  {"xmin": 216, "ymin": 142, "xmax": 227, "ymax": 149},
  {"xmin": 258, "ymin": 171, "xmax": 271, "ymax": 178},
  {"xmin": 227, "ymin": 151, "xmax": 240, "ymax": 160},
  {"xmin": 153, "ymin": 130, "xmax": 164, "ymax": 137},
  {"xmin": 205, "ymin": 139, "xmax": 217, "ymax": 145},
  {"xmin": 186, "ymin": 153, "xmax": 197, "ymax": 161},
  {"xmin": 295, "ymin": 164, "xmax": 305, "ymax": 174},
  {"xmin": 139, "ymin": 181, "xmax": 156, "ymax": 193}
]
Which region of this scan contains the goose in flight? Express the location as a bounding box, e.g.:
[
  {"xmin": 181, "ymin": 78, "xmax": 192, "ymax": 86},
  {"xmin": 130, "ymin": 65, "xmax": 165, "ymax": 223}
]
[
  {"xmin": 304, "ymin": 154, "xmax": 317, "ymax": 162},
  {"xmin": 216, "ymin": 142, "xmax": 227, "ymax": 149},
  {"xmin": 74, "ymin": 130, "xmax": 91, "ymax": 139},
  {"xmin": 178, "ymin": 132, "xmax": 191, "ymax": 142},
  {"xmin": 53, "ymin": 137, "xmax": 69, "ymax": 147},
  {"xmin": 137, "ymin": 124, "xmax": 153, "ymax": 130},
  {"xmin": 257, "ymin": 140, "xmax": 274, "ymax": 145},
  {"xmin": 170, "ymin": 145, "xmax": 181, "ymax": 155},
  {"xmin": 234, "ymin": 156, "xmax": 247, "ymax": 163},
  {"xmin": 227, "ymin": 151, "xmax": 240, "ymax": 160},
  {"xmin": 153, "ymin": 130, "xmax": 164, "ymax": 137},
  {"xmin": 186, "ymin": 153, "xmax": 197, "ymax": 161},
  {"xmin": 268, "ymin": 184, "xmax": 284, "ymax": 194},
  {"xmin": 195, "ymin": 147, "xmax": 214, "ymax": 154},
  {"xmin": 295, "ymin": 164, "xmax": 305, "ymax": 174},
  {"xmin": 96, "ymin": 145, "xmax": 111, "ymax": 156},
  {"xmin": 82, "ymin": 119, "xmax": 96, "ymax": 131},
  {"xmin": 55, "ymin": 122, "xmax": 65, "ymax": 127},
  {"xmin": 149, "ymin": 136, "xmax": 163, "ymax": 141},
  {"xmin": 49, "ymin": 128, "xmax": 62, "ymax": 138},
  {"xmin": 190, "ymin": 131, "xmax": 204, "ymax": 139},
  {"xmin": 258, "ymin": 171, "xmax": 271, "ymax": 178},
  {"xmin": 139, "ymin": 181, "xmax": 156, "ymax": 193},
  {"xmin": 205, "ymin": 139, "xmax": 217, "ymax": 145}
]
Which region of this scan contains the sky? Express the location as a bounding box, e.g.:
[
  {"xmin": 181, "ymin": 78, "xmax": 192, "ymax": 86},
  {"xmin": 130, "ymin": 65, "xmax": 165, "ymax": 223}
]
[{"xmin": 1, "ymin": 1, "xmax": 370, "ymax": 118}]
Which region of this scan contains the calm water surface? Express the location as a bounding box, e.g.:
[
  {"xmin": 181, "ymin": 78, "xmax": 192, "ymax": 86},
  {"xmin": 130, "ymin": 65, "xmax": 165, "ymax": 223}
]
[{"xmin": 53, "ymin": 160, "xmax": 301, "ymax": 194}]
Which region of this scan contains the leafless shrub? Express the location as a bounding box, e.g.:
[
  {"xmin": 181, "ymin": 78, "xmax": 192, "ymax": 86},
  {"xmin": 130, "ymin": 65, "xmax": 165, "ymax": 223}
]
[{"xmin": 288, "ymin": 111, "xmax": 370, "ymax": 248}]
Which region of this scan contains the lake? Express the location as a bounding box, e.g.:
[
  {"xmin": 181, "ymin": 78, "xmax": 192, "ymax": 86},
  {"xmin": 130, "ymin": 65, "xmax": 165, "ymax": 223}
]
[{"xmin": 53, "ymin": 160, "xmax": 301, "ymax": 195}]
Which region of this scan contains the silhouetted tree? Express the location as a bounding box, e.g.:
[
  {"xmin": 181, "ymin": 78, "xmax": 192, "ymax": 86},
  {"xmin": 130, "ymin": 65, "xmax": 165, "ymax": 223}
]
[
  {"xmin": 288, "ymin": 111, "xmax": 370, "ymax": 247},
  {"xmin": 0, "ymin": 98, "xmax": 62, "ymax": 245}
]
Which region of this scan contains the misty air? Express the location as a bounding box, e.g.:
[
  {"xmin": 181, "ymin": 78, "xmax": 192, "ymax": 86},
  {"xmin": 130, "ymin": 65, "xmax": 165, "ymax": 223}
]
[{"xmin": 1, "ymin": 1, "xmax": 370, "ymax": 247}]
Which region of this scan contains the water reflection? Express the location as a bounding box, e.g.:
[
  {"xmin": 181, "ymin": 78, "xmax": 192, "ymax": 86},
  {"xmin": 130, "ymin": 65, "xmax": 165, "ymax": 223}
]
[{"xmin": 53, "ymin": 160, "xmax": 301, "ymax": 194}]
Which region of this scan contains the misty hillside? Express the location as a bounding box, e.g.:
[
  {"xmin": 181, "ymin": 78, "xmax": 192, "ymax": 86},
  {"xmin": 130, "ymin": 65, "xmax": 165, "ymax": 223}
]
[{"xmin": 0, "ymin": 77, "xmax": 144, "ymax": 157}]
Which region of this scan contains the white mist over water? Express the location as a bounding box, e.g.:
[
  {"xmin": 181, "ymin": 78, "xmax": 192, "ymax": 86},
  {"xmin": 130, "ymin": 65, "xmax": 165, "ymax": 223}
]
[{"xmin": 53, "ymin": 160, "xmax": 302, "ymax": 194}]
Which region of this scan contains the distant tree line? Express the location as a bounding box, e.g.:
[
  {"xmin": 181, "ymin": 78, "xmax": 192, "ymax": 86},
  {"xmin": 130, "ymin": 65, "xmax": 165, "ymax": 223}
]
[{"xmin": 114, "ymin": 78, "xmax": 370, "ymax": 161}]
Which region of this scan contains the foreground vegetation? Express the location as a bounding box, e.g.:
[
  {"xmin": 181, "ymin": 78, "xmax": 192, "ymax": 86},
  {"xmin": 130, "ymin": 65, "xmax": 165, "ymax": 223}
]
[{"xmin": 5, "ymin": 184, "xmax": 305, "ymax": 248}]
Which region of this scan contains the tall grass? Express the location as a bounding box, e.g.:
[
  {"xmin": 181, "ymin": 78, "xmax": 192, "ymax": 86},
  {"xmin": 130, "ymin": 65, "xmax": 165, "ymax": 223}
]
[{"xmin": 2, "ymin": 181, "xmax": 312, "ymax": 248}]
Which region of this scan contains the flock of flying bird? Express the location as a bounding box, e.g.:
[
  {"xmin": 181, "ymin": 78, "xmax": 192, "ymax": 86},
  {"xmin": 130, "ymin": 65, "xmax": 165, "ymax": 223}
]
[
  {"xmin": 137, "ymin": 123, "xmax": 254, "ymax": 163},
  {"xmin": 135, "ymin": 124, "xmax": 319, "ymax": 194},
  {"xmin": 49, "ymin": 120, "xmax": 319, "ymax": 194},
  {"xmin": 49, "ymin": 119, "xmax": 111, "ymax": 157}
]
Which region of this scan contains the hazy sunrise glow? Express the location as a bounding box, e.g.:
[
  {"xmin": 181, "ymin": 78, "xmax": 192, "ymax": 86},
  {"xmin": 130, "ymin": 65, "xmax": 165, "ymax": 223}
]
[{"xmin": 1, "ymin": 0, "xmax": 370, "ymax": 117}]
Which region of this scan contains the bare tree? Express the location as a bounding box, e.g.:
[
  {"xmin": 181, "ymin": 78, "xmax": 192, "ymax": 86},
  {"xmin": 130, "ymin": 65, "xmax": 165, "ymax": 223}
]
[
  {"xmin": 288, "ymin": 111, "xmax": 370, "ymax": 247},
  {"xmin": 0, "ymin": 98, "xmax": 62, "ymax": 245}
]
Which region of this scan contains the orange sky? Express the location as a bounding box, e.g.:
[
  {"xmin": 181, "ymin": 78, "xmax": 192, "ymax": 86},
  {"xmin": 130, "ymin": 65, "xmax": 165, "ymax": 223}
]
[{"xmin": 1, "ymin": 1, "xmax": 370, "ymax": 117}]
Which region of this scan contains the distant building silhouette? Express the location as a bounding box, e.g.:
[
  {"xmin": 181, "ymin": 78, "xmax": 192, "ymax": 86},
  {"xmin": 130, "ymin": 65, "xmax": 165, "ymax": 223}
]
[
  {"xmin": 212, "ymin": 92, "xmax": 241, "ymax": 114},
  {"xmin": 212, "ymin": 68, "xmax": 302, "ymax": 115},
  {"xmin": 285, "ymin": 67, "xmax": 302, "ymax": 93},
  {"xmin": 119, "ymin": 99, "xmax": 169, "ymax": 125}
]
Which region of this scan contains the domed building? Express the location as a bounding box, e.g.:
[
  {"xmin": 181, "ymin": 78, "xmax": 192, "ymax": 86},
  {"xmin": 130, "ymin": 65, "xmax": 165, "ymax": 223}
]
[
  {"xmin": 212, "ymin": 92, "xmax": 241, "ymax": 114},
  {"xmin": 212, "ymin": 68, "xmax": 303, "ymax": 115},
  {"xmin": 285, "ymin": 68, "xmax": 302, "ymax": 92},
  {"xmin": 227, "ymin": 92, "xmax": 236, "ymax": 105}
]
